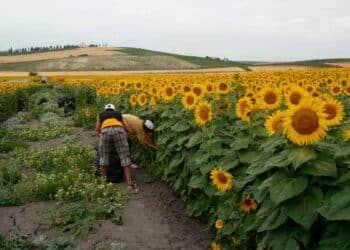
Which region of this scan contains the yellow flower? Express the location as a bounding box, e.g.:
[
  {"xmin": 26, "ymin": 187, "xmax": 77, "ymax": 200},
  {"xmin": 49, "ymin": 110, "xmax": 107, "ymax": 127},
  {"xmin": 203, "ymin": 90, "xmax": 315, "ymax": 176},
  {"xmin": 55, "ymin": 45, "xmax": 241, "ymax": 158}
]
[
  {"xmin": 210, "ymin": 167, "xmax": 233, "ymax": 192},
  {"xmin": 236, "ymin": 97, "xmax": 253, "ymax": 123},
  {"xmin": 283, "ymin": 100, "xmax": 328, "ymax": 146},
  {"xmin": 215, "ymin": 219, "xmax": 223, "ymax": 230},
  {"xmin": 343, "ymin": 129, "xmax": 350, "ymax": 141},
  {"xmin": 240, "ymin": 195, "xmax": 258, "ymax": 213},
  {"xmin": 322, "ymin": 97, "xmax": 344, "ymax": 126},
  {"xmin": 182, "ymin": 93, "xmax": 197, "ymax": 110},
  {"xmin": 137, "ymin": 93, "xmax": 147, "ymax": 106},
  {"xmin": 162, "ymin": 85, "xmax": 176, "ymax": 101},
  {"xmin": 194, "ymin": 101, "xmax": 212, "ymax": 126},
  {"xmin": 129, "ymin": 94, "xmax": 137, "ymax": 106},
  {"xmin": 258, "ymin": 88, "xmax": 281, "ymax": 110},
  {"xmin": 211, "ymin": 242, "xmax": 221, "ymax": 250},
  {"xmin": 264, "ymin": 110, "xmax": 284, "ymax": 136},
  {"xmin": 285, "ymin": 86, "xmax": 309, "ymax": 107}
]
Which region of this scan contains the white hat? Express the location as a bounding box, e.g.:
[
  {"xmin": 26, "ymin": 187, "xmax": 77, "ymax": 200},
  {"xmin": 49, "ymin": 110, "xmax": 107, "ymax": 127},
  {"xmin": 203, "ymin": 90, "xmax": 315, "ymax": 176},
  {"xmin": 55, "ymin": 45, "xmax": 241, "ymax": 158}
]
[
  {"xmin": 104, "ymin": 103, "xmax": 115, "ymax": 111},
  {"xmin": 144, "ymin": 120, "xmax": 154, "ymax": 130}
]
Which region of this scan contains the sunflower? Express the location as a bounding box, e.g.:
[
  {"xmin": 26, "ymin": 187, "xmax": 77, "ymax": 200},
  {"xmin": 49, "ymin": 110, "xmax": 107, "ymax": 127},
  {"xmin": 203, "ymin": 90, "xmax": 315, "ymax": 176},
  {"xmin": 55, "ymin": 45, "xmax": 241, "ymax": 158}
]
[
  {"xmin": 240, "ymin": 195, "xmax": 258, "ymax": 213},
  {"xmin": 137, "ymin": 93, "xmax": 147, "ymax": 106},
  {"xmin": 215, "ymin": 219, "xmax": 223, "ymax": 230},
  {"xmin": 339, "ymin": 78, "xmax": 348, "ymax": 88},
  {"xmin": 182, "ymin": 93, "xmax": 197, "ymax": 110},
  {"xmin": 236, "ymin": 97, "xmax": 253, "ymax": 123},
  {"xmin": 205, "ymin": 82, "xmax": 215, "ymax": 94},
  {"xmin": 285, "ymin": 87, "xmax": 309, "ymax": 107},
  {"xmin": 344, "ymin": 86, "xmax": 350, "ymax": 96},
  {"xmin": 192, "ymin": 85, "xmax": 205, "ymax": 98},
  {"xmin": 134, "ymin": 82, "xmax": 143, "ymax": 90},
  {"xmin": 322, "ymin": 97, "xmax": 344, "ymax": 126},
  {"xmin": 210, "ymin": 167, "xmax": 233, "ymax": 192},
  {"xmin": 283, "ymin": 100, "xmax": 328, "ymax": 146},
  {"xmin": 264, "ymin": 110, "xmax": 284, "ymax": 136},
  {"xmin": 211, "ymin": 242, "xmax": 221, "ymax": 250},
  {"xmin": 162, "ymin": 85, "xmax": 175, "ymax": 101},
  {"xmin": 129, "ymin": 94, "xmax": 137, "ymax": 106},
  {"xmin": 343, "ymin": 129, "xmax": 350, "ymax": 141},
  {"xmin": 195, "ymin": 101, "xmax": 212, "ymax": 126},
  {"xmin": 217, "ymin": 82, "xmax": 230, "ymax": 94},
  {"xmin": 182, "ymin": 85, "xmax": 192, "ymax": 94},
  {"xmin": 330, "ymin": 83, "xmax": 342, "ymax": 96},
  {"xmin": 258, "ymin": 88, "xmax": 281, "ymax": 110}
]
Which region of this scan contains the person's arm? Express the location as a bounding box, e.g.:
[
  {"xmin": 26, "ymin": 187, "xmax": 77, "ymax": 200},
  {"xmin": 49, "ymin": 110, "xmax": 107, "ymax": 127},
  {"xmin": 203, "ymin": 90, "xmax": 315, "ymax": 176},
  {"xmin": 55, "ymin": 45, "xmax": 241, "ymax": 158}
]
[
  {"xmin": 95, "ymin": 115, "xmax": 102, "ymax": 135},
  {"xmin": 144, "ymin": 133, "xmax": 157, "ymax": 151}
]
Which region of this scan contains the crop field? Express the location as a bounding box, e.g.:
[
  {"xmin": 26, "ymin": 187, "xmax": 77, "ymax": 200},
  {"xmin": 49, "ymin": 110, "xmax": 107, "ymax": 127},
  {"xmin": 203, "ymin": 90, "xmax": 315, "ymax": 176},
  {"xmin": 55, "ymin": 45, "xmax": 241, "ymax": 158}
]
[{"xmin": 1, "ymin": 67, "xmax": 350, "ymax": 249}]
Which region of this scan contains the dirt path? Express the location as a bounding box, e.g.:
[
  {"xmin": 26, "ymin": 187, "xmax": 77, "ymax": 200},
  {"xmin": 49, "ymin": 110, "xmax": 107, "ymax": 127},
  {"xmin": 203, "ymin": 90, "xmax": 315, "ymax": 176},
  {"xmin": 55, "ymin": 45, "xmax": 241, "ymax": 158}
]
[
  {"xmin": 1, "ymin": 123, "xmax": 214, "ymax": 249},
  {"xmin": 0, "ymin": 67, "xmax": 245, "ymax": 77}
]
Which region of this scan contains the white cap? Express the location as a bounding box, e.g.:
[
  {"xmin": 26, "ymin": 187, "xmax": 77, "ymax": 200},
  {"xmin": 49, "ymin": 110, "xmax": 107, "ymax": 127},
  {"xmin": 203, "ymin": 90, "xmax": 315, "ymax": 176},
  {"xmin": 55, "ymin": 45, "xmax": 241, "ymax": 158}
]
[
  {"xmin": 144, "ymin": 120, "xmax": 154, "ymax": 130},
  {"xmin": 104, "ymin": 103, "xmax": 115, "ymax": 111}
]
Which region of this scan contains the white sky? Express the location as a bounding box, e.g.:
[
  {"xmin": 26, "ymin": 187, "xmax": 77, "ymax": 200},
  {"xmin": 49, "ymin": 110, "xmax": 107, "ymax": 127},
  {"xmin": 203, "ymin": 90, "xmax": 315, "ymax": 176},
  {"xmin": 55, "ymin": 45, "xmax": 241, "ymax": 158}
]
[{"xmin": 0, "ymin": 0, "xmax": 349, "ymax": 61}]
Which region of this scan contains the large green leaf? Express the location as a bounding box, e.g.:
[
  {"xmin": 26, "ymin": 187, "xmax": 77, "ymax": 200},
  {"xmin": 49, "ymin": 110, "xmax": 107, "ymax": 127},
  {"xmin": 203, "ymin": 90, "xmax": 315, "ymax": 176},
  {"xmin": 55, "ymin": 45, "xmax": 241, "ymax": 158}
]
[
  {"xmin": 260, "ymin": 133, "xmax": 286, "ymax": 152},
  {"xmin": 335, "ymin": 146, "xmax": 350, "ymax": 158},
  {"xmin": 269, "ymin": 175, "xmax": 308, "ymax": 205},
  {"xmin": 239, "ymin": 151, "xmax": 264, "ymax": 164},
  {"xmin": 317, "ymin": 223, "xmax": 350, "ymax": 250},
  {"xmin": 285, "ymin": 186, "xmax": 323, "ymax": 230},
  {"xmin": 267, "ymin": 227, "xmax": 300, "ymax": 250},
  {"xmin": 258, "ymin": 207, "xmax": 287, "ymax": 232},
  {"xmin": 230, "ymin": 135, "xmax": 252, "ymax": 151},
  {"xmin": 188, "ymin": 173, "xmax": 205, "ymax": 189},
  {"xmin": 172, "ymin": 121, "xmax": 191, "ymax": 132},
  {"xmin": 301, "ymin": 158, "xmax": 337, "ymax": 178},
  {"xmin": 287, "ymin": 147, "xmax": 317, "ymax": 170},
  {"xmin": 185, "ymin": 131, "xmax": 203, "ymax": 148},
  {"xmin": 318, "ymin": 185, "xmax": 350, "ymax": 220}
]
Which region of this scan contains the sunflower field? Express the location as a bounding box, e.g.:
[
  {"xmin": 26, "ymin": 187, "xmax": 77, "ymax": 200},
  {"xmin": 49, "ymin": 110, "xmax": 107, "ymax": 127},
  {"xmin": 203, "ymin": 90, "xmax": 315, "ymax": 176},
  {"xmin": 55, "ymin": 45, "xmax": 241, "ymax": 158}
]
[{"xmin": 2, "ymin": 68, "xmax": 350, "ymax": 249}]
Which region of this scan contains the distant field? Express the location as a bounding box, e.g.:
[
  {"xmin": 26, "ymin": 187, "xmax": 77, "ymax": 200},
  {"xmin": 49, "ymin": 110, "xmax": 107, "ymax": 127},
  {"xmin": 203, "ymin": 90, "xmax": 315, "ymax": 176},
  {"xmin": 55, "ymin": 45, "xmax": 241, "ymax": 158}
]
[
  {"xmin": 0, "ymin": 47, "xmax": 250, "ymax": 72},
  {"xmin": 0, "ymin": 47, "xmax": 121, "ymax": 63}
]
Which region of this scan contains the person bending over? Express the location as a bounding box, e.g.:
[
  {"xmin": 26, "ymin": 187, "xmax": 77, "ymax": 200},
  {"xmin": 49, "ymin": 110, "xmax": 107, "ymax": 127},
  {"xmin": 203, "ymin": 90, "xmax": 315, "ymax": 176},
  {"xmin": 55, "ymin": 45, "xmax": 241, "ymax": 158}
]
[{"xmin": 95, "ymin": 104, "xmax": 136, "ymax": 191}]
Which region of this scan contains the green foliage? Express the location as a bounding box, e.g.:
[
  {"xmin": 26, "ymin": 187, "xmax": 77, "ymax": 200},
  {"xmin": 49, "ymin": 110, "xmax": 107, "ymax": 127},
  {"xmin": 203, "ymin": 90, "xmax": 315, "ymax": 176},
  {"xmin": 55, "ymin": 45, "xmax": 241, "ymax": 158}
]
[
  {"xmin": 0, "ymin": 234, "xmax": 36, "ymax": 249},
  {"xmin": 6, "ymin": 125, "xmax": 73, "ymax": 141},
  {"xmin": 73, "ymin": 106, "xmax": 98, "ymax": 129}
]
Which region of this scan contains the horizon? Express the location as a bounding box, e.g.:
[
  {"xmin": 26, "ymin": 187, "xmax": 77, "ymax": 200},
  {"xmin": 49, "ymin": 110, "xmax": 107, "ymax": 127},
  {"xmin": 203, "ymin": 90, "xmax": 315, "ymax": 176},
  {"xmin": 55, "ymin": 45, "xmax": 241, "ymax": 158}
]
[{"xmin": 0, "ymin": 0, "xmax": 349, "ymax": 61}]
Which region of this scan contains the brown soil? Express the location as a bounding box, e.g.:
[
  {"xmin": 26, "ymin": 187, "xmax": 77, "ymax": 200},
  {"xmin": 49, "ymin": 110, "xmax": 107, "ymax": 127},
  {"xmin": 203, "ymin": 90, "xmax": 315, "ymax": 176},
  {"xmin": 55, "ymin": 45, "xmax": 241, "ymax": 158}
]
[{"xmin": 0, "ymin": 66, "xmax": 244, "ymax": 77}]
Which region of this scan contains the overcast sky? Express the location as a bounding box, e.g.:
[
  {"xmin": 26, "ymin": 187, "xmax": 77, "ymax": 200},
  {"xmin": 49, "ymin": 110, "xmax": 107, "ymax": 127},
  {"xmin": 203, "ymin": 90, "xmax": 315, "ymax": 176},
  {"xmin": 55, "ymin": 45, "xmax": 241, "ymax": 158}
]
[{"xmin": 0, "ymin": 0, "xmax": 349, "ymax": 61}]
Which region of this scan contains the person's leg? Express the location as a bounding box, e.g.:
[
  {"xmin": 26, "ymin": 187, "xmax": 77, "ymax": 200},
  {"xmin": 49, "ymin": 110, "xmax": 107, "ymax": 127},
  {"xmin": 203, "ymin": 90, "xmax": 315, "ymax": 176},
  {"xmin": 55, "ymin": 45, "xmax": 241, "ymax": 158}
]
[
  {"xmin": 99, "ymin": 129, "xmax": 110, "ymax": 180},
  {"xmin": 112, "ymin": 127, "xmax": 133, "ymax": 185}
]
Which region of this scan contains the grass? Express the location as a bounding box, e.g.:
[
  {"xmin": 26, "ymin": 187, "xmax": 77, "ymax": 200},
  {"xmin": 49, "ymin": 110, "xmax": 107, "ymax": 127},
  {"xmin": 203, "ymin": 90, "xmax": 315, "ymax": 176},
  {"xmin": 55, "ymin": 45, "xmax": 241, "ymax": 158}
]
[
  {"xmin": 256, "ymin": 58, "xmax": 350, "ymax": 68},
  {"xmin": 118, "ymin": 47, "xmax": 252, "ymax": 70}
]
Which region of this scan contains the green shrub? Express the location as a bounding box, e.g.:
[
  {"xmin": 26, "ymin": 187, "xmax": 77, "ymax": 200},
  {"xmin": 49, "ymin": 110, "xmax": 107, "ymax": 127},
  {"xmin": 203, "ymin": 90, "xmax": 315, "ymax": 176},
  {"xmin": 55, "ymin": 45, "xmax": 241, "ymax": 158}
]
[
  {"xmin": 73, "ymin": 106, "xmax": 98, "ymax": 129},
  {"xmin": 7, "ymin": 125, "xmax": 73, "ymax": 141}
]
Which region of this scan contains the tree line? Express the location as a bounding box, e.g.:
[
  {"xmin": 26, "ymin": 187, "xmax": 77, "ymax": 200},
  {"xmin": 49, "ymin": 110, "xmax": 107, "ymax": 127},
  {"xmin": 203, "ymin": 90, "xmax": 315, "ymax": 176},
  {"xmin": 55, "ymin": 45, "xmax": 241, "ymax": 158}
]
[{"xmin": 0, "ymin": 44, "xmax": 102, "ymax": 56}]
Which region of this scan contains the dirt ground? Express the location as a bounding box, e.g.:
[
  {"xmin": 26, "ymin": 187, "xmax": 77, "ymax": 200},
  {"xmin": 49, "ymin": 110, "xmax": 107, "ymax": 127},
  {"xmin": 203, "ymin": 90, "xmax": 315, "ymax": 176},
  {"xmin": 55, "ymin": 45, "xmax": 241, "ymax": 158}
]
[
  {"xmin": 0, "ymin": 124, "xmax": 214, "ymax": 249},
  {"xmin": 0, "ymin": 47, "xmax": 122, "ymax": 64},
  {"xmin": 0, "ymin": 66, "xmax": 245, "ymax": 77}
]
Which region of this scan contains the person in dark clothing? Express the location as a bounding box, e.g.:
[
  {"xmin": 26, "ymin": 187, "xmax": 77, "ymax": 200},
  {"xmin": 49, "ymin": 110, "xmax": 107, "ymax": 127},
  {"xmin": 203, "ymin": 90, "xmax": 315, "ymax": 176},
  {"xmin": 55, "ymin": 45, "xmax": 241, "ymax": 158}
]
[{"xmin": 95, "ymin": 103, "xmax": 137, "ymax": 191}]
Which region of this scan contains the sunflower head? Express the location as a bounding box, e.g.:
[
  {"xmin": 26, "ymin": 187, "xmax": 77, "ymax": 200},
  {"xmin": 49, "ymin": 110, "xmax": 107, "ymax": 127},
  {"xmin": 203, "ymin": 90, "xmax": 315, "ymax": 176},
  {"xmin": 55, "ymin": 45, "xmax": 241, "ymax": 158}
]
[
  {"xmin": 258, "ymin": 88, "xmax": 281, "ymax": 110},
  {"xmin": 285, "ymin": 87, "xmax": 309, "ymax": 107},
  {"xmin": 162, "ymin": 85, "xmax": 175, "ymax": 101},
  {"xmin": 192, "ymin": 85, "xmax": 205, "ymax": 97},
  {"xmin": 283, "ymin": 99, "xmax": 328, "ymax": 146},
  {"xmin": 137, "ymin": 93, "xmax": 147, "ymax": 106},
  {"xmin": 211, "ymin": 242, "xmax": 221, "ymax": 250},
  {"xmin": 195, "ymin": 101, "xmax": 213, "ymax": 126},
  {"xmin": 129, "ymin": 94, "xmax": 137, "ymax": 106},
  {"xmin": 217, "ymin": 82, "xmax": 230, "ymax": 94},
  {"xmin": 236, "ymin": 97, "xmax": 253, "ymax": 123},
  {"xmin": 182, "ymin": 93, "xmax": 197, "ymax": 110},
  {"xmin": 210, "ymin": 167, "xmax": 233, "ymax": 192},
  {"xmin": 215, "ymin": 219, "xmax": 223, "ymax": 230},
  {"xmin": 240, "ymin": 195, "xmax": 258, "ymax": 213},
  {"xmin": 322, "ymin": 97, "xmax": 344, "ymax": 126},
  {"xmin": 264, "ymin": 110, "xmax": 284, "ymax": 136}
]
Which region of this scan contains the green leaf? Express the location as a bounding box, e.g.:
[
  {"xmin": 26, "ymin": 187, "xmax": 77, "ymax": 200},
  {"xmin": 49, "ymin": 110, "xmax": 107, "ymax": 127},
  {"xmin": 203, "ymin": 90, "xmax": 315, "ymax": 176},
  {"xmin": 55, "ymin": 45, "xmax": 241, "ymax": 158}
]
[
  {"xmin": 260, "ymin": 133, "xmax": 286, "ymax": 152},
  {"xmin": 230, "ymin": 135, "xmax": 252, "ymax": 151},
  {"xmin": 318, "ymin": 185, "xmax": 350, "ymax": 220},
  {"xmin": 258, "ymin": 207, "xmax": 287, "ymax": 232},
  {"xmin": 172, "ymin": 121, "xmax": 191, "ymax": 132},
  {"xmin": 285, "ymin": 187, "xmax": 323, "ymax": 230},
  {"xmin": 188, "ymin": 173, "xmax": 205, "ymax": 189},
  {"xmin": 301, "ymin": 158, "xmax": 337, "ymax": 178},
  {"xmin": 287, "ymin": 147, "xmax": 317, "ymax": 170},
  {"xmin": 269, "ymin": 175, "xmax": 308, "ymax": 205},
  {"xmin": 218, "ymin": 157, "xmax": 239, "ymax": 171},
  {"xmin": 317, "ymin": 223, "xmax": 350, "ymax": 250},
  {"xmin": 268, "ymin": 227, "xmax": 300, "ymax": 250},
  {"xmin": 239, "ymin": 151, "xmax": 263, "ymax": 164},
  {"xmin": 185, "ymin": 131, "xmax": 203, "ymax": 148},
  {"xmin": 335, "ymin": 146, "xmax": 350, "ymax": 158}
]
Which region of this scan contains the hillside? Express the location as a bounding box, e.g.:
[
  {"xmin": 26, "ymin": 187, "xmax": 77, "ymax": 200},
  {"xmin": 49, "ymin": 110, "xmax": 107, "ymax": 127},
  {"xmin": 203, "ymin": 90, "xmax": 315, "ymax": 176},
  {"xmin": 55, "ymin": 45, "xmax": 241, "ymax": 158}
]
[{"xmin": 0, "ymin": 47, "xmax": 250, "ymax": 72}]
